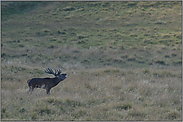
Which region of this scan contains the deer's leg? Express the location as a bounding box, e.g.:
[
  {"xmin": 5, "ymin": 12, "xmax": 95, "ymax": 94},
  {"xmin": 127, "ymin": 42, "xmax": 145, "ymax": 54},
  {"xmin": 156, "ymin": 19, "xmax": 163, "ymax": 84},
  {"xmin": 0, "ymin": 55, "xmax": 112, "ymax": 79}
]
[
  {"xmin": 28, "ymin": 86, "xmax": 34, "ymax": 94},
  {"xmin": 46, "ymin": 88, "xmax": 51, "ymax": 95}
]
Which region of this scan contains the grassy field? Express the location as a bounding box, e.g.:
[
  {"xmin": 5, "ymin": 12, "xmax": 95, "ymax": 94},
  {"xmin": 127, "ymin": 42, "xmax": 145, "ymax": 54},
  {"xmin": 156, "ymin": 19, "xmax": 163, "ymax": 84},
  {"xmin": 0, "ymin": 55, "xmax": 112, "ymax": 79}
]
[{"xmin": 1, "ymin": 1, "xmax": 182, "ymax": 121}]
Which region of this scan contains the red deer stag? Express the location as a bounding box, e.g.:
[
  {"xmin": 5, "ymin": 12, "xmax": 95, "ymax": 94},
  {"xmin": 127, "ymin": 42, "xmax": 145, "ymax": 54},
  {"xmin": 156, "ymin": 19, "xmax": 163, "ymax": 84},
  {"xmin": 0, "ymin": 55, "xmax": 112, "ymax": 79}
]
[{"xmin": 27, "ymin": 68, "xmax": 67, "ymax": 95}]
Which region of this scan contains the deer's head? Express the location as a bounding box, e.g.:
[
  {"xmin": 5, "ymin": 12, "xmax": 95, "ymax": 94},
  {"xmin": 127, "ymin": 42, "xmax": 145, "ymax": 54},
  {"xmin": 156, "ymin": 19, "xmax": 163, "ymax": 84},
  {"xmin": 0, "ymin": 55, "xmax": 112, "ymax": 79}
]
[{"xmin": 45, "ymin": 68, "xmax": 67, "ymax": 81}]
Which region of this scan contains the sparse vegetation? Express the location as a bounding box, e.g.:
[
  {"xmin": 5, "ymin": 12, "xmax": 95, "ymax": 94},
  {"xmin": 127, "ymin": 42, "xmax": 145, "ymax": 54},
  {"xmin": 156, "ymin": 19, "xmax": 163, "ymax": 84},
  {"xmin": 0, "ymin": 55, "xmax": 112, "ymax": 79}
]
[{"xmin": 1, "ymin": 1, "xmax": 182, "ymax": 121}]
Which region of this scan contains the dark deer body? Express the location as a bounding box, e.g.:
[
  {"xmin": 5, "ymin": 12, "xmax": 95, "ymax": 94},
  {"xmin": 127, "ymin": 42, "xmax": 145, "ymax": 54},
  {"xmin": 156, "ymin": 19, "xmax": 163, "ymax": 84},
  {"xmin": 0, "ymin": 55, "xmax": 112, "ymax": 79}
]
[{"xmin": 27, "ymin": 68, "xmax": 67, "ymax": 94}]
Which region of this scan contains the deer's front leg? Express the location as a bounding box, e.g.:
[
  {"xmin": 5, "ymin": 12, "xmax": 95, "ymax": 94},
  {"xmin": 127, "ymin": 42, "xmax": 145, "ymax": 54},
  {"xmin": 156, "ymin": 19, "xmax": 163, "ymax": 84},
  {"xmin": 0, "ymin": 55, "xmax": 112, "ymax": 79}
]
[{"xmin": 46, "ymin": 88, "xmax": 51, "ymax": 95}]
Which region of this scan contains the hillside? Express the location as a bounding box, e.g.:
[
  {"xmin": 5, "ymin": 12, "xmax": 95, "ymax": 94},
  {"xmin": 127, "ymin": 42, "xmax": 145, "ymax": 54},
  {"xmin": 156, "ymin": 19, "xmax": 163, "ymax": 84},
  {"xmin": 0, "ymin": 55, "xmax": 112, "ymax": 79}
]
[
  {"xmin": 1, "ymin": 1, "xmax": 182, "ymax": 69},
  {"xmin": 1, "ymin": 1, "xmax": 182, "ymax": 121}
]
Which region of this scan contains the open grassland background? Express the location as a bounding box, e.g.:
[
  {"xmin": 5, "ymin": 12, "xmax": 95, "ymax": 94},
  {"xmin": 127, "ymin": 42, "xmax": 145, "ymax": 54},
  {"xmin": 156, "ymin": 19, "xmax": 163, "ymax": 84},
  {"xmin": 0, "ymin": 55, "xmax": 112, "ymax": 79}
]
[
  {"xmin": 1, "ymin": 1, "xmax": 182, "ymax": 121},
  {"xmin": 1, "ymin": 66, "xmax": 182, "ymax": 121}
]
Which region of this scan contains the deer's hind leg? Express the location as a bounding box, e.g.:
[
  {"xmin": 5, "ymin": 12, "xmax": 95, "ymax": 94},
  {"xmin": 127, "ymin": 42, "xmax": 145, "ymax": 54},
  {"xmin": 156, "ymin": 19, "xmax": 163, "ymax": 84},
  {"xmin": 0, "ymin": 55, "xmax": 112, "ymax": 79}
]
[{"xmin": 27, "ymin": 86, "xmax": 34, "ymax": 94}]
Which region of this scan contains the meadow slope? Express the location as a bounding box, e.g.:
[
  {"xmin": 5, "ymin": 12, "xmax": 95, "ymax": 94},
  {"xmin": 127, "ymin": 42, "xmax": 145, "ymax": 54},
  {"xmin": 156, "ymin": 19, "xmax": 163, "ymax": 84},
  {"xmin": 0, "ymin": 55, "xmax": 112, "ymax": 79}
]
[{"xmin": 1, "ymin": 1, "xmax": 182, "ymax": 121}]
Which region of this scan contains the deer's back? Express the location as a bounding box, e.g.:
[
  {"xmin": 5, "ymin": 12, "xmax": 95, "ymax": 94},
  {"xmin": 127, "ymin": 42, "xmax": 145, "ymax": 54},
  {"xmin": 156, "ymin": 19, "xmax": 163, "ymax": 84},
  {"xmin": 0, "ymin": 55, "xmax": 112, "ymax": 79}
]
[{"xmin": 28, "ymin": 78, "xmax": 48, "ymax": 86}]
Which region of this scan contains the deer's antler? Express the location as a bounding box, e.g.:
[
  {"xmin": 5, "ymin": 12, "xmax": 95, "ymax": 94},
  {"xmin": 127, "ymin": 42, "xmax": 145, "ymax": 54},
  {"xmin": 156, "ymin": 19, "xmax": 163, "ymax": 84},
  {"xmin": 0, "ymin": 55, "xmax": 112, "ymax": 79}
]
[
  {"xmin": 45, "ymin": 68, "xmax": 56, "ymax": 76},
  {"xmin": 55, "ymin": 69, "xmax": 62, "ymax": 76},
  {"xmin": 45, "ymin": 68, "xmax": 62, "ymax": 76}
]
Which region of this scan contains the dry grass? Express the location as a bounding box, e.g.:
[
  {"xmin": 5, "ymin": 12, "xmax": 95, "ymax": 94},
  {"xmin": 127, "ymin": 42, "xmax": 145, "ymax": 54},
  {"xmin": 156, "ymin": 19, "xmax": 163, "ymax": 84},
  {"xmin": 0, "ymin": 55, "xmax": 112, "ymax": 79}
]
[{"xmin": 1, "ymin": 64, "xmax": 182, "ymax": 121}]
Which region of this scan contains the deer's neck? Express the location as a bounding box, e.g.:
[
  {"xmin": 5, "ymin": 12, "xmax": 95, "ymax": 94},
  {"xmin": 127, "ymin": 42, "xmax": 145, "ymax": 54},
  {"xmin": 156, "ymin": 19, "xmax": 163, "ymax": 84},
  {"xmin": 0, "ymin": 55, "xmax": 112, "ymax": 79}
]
[{"xmin": 54, "ymin": 76, "xmax": 62, "ymax": 83}]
